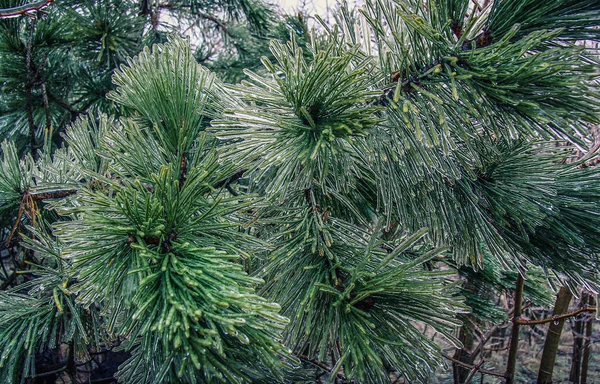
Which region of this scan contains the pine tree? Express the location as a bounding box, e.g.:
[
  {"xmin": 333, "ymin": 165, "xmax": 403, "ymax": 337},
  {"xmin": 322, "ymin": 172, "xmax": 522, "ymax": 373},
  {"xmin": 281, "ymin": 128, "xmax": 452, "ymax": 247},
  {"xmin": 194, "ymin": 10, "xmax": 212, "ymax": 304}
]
[{"xmin": 1, "ymin": 0, "xmax": 600, "ymax": 383}]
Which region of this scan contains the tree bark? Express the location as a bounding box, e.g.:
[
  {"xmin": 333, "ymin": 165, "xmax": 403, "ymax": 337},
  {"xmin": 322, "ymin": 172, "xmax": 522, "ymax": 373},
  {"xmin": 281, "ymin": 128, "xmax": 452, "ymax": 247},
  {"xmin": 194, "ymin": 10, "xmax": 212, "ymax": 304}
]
[
  {"xmin": 505, "ymin": 274, "xmax": 525, "ymax": 384},
  {"xmin": 537, "ymin": 286, "xmax": 573, "ymax": 384},
  {"xmin": 569, "ymin": 292, "xmax": 589, "ymax": 383},
  {"xmin": 580, "ymin": 295, "xmax": 595, "ymax": 384}
]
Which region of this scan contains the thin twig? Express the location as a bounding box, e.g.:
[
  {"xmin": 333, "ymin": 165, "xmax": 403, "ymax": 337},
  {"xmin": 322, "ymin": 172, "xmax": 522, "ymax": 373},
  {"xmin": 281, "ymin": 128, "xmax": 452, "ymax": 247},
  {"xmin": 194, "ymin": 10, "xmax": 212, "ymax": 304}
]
[
  {"xmin": 0, "ymin": 0, "xmax": 54, "ymax": 18},
  {"xmin": 470, "ymin": 324, "xmax": 498, "ymax": 360},
  {"xmin": 465, "ymin": 359, "xmax": 485, "ymax": 383},
  {"xmin": 40, "ymin": 76, "xmax": 52, "ymax": 133},
  {"xmin": 484, "ymin": 345, "xmax": 510, "ymax": 352},
  {"xmin": 6, "ymin": 197, "xmax": 26, "ymax": 245},
  {"xmin": 31, "ymin": 365, "xmax": 67, "ymax": 378},
  {"xmin": 158, "ymin": 3, "xmax": 232, "ymax": 37},
  {"xmin": 297, "ymin": 354, "xmax": 331, "ymax": 373},
  {"xmin": 197, "ymin": 11, "xmax": 231, "ymax": 37},
  {"xmin": 25, "ymin": 16, "xmax": 38, "ymax": 160},
  {"xmin": 441, "ymin": 353, "xmax": 506, "ymax": 378},
  {"xmin": 30, "ymin": 189, "xmax": 78, "ymax": 201},
  {"xmin": 516, "ymin": 307, "xmax": 597, "ymax": 326}
]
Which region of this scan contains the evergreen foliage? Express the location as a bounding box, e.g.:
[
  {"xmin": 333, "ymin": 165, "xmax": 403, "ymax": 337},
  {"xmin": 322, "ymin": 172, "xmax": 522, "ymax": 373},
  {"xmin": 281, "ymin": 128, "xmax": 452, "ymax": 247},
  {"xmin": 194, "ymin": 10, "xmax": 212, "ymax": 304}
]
[{"xmin": 0, "ymin": 0, "xmax": 599, "ymax": 383}]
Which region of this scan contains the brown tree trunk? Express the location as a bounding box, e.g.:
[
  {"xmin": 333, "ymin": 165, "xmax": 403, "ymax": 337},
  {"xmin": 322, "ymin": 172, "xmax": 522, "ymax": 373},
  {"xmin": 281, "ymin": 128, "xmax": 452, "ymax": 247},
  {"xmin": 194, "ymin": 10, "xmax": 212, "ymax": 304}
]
[
  {"xmin": 537, "ymin": 286, "xmax": 573, "ymax": 384},
  {"xmin": 569, "ymin": 292, "xmax": 589, "ymax": 383},
  {"xmin": 505, "ymin": 274, "xmax": 525, "ymax": 384},
  {"xmin": 580, "ymin": 295, "xmax": 595, "ymax": 384}
]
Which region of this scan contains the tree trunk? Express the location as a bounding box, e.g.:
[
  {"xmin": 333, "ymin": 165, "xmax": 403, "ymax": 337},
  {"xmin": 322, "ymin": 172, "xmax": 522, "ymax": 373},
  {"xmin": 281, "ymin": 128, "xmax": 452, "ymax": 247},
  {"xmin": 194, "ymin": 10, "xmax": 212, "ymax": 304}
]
[
  {"xmin": 505, "ymin": 274, "xmax": 525, "ymax": 384},
  {"xmin": 537, "ymin": 286, "xmax": 573, "ymax": 384},
  {"xmin": 580, "ymin": 295, "xmax": 595, "ymax": 384},
  {"xmin": 569, "ymin": 292, "xmax": 589, "ymax": 383}
]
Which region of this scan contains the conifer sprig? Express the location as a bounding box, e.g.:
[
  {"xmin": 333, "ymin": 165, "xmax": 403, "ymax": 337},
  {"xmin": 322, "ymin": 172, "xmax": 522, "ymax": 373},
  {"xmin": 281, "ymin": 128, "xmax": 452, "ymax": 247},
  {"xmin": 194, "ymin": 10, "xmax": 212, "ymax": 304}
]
[
  {"xmin": 212, "ymin": 35, "xmax": 382, "ymax": 196},
  {"xmin": 48, "ymin": 38, "xmax": 292, "ymax": 383},
  {"xmin": 109, "ymin": 38, "xmax": 226, "ymax": 154}
]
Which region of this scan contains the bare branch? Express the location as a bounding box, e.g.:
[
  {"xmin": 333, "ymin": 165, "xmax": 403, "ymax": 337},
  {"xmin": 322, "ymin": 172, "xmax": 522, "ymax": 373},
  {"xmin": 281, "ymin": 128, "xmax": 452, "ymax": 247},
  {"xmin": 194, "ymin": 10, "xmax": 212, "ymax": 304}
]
[
  {"xmin": 297, "ymin": 354, "xmax": 331, "ymax": 373},
  {"xmin": 441, "ymin": 353, "xmax": 506, "ymax": 378},
  {"xmin": 25, "ymin": 17, "xmax": 38, "ymax": 160},
  {"xmin": 464, "ymin": 359, "xmax": 486, "ymax": 383},
  {"xmin": 0, "ymin": 0, "xmax": 54, "ymax": 19},
  {"xmin": 30, "ymin": 189, "xmax": 78, "ymax": 201},
  {"xmin": 158, "ymin": 3, "xmax": 232, "ymax": 37},
  {"xmin": 516, "ymin": 307, "xmax": 597, "ymax": 326}
]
